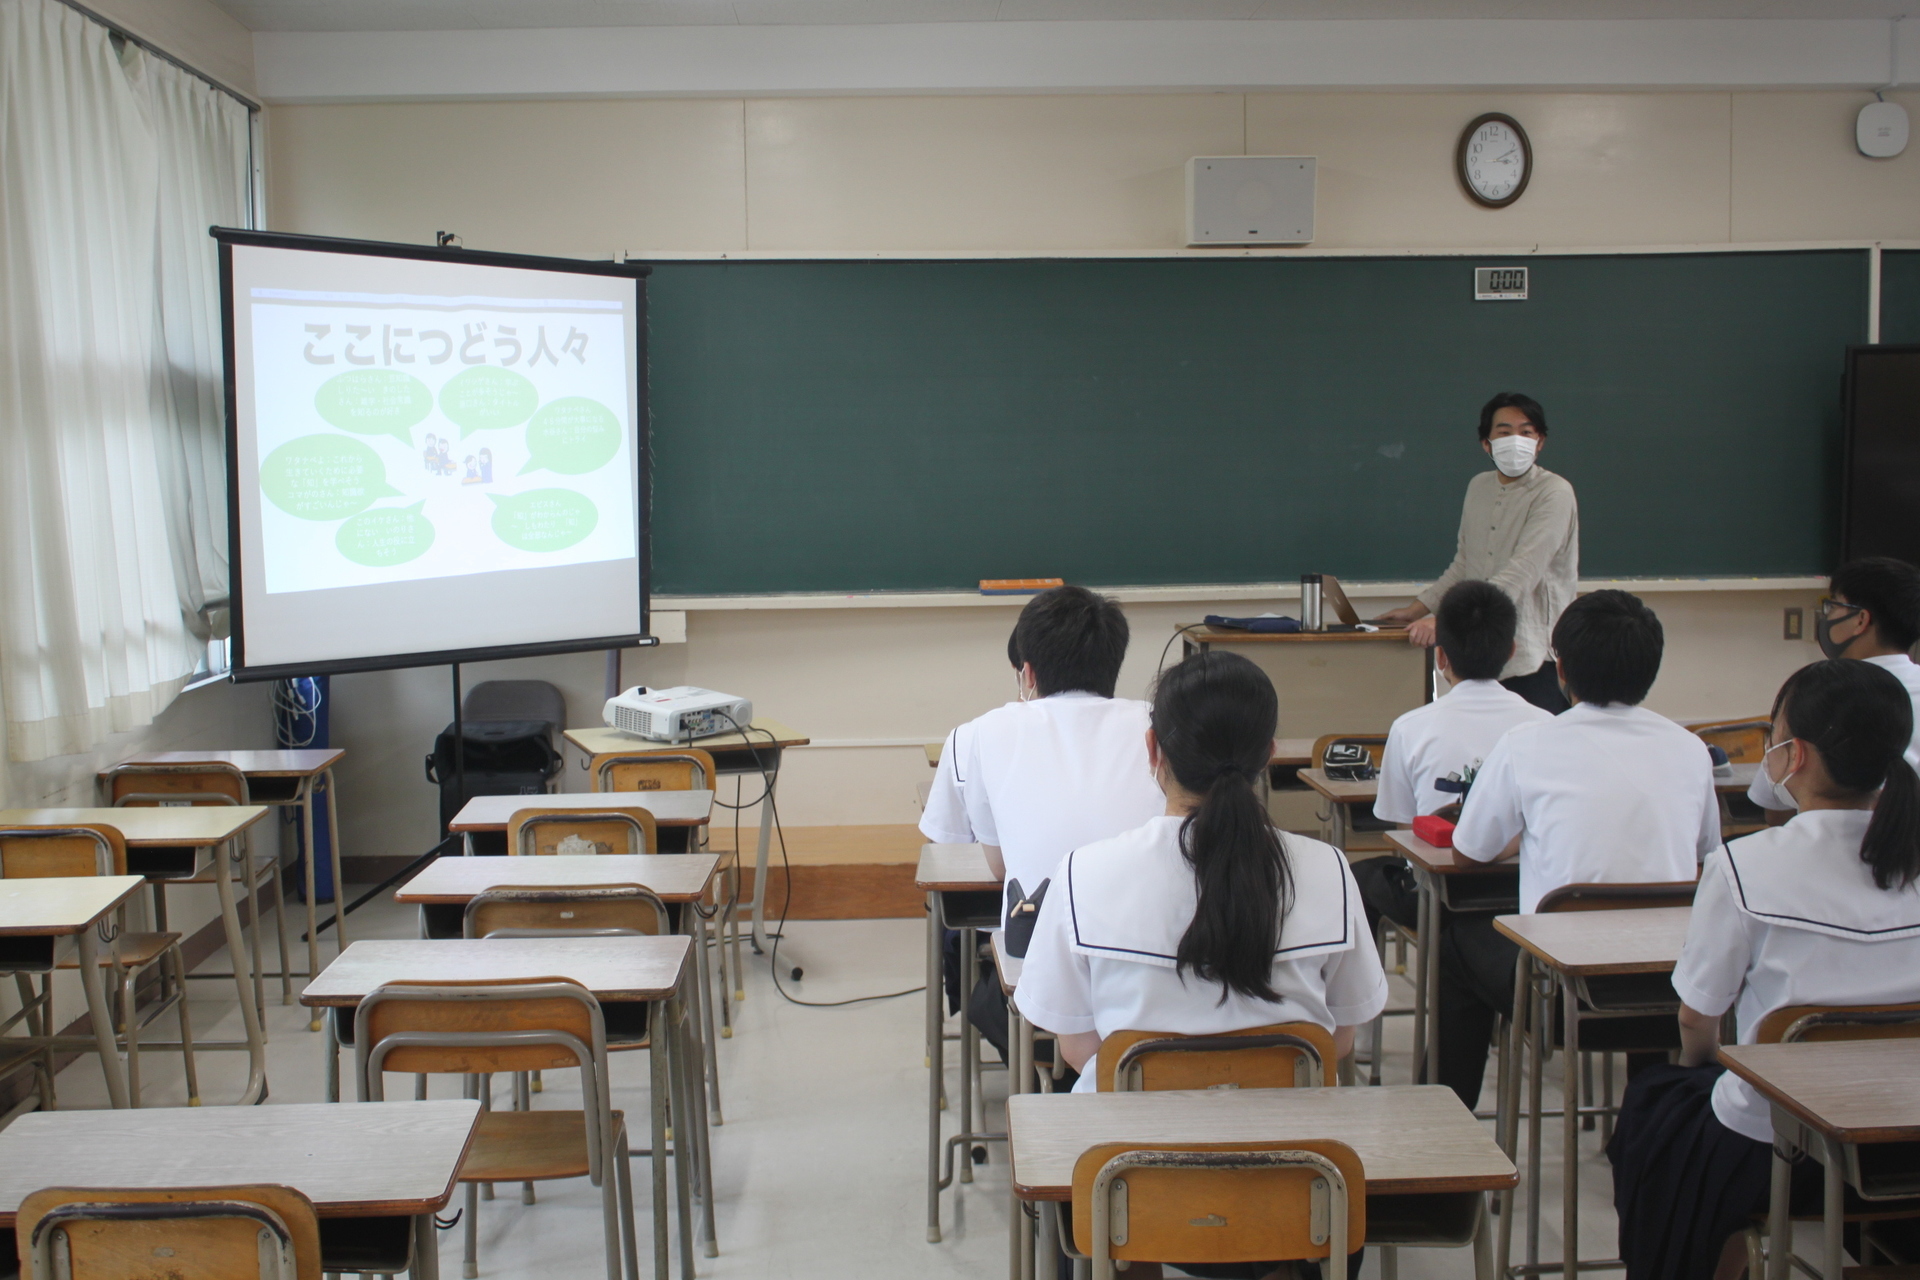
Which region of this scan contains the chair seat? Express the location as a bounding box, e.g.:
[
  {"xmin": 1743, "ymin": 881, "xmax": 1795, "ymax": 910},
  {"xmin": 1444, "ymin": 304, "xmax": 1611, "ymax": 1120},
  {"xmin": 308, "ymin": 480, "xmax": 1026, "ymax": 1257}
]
[
  {"xmin": 459, "ymin": 1109, "xmax": 624, "ymax": 1183},
  {"xmin": 56, "ymin": 931, "xmax": 180, "ymax": 969}
]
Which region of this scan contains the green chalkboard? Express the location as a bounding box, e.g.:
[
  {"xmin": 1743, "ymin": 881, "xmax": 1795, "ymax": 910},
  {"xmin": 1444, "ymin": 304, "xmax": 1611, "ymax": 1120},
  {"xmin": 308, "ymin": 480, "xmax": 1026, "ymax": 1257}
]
[
  {"xmin": 644, "ymin": 251, "xmax": 1866, "ymax": 596},
  {"xmin": 1880, "ymin": 249, "xmax": 1920, "ymax": 345}
]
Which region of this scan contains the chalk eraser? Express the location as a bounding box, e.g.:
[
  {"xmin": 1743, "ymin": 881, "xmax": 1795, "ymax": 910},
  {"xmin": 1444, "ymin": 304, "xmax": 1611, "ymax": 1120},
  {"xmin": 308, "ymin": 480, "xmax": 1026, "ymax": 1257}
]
[
  {"xmin": 1412, "ymin": 815, "xmax": 1456, "ymax": 848},
  {"xmin": 980, "ymin": 578, "xmax": 1064, "ymax": 595}
]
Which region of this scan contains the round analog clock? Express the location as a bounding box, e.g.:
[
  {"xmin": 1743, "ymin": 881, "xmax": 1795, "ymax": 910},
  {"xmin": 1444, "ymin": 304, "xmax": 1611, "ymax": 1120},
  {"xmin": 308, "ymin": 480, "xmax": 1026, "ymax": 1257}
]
[{"xmin": 1457, "ymin": 113, "xmax": 1532, "ymax": 208}]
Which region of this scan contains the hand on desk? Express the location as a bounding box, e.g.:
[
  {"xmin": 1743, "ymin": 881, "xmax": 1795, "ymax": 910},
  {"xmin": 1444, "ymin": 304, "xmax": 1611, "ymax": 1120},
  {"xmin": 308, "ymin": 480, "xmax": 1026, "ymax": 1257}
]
[
  {"xmin": 1373, "ymin": 604, "xmax": 1437, "ymax": 647},
  {"xmin": 1406, "ymin": 616, "xmax": 1437, "ymax": 647}
]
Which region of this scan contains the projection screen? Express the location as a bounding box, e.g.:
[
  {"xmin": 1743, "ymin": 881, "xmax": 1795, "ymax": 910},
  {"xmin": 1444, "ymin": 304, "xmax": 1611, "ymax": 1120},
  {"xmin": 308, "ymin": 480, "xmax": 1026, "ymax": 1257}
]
[{"xmin": 215, "ymin": 230, "xmax": 649, "ymax": 680}]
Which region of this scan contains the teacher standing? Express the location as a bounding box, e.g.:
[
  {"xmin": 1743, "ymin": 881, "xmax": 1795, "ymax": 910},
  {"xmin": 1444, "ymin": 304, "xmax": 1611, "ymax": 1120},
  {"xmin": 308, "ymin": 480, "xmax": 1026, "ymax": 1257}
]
[{"xmin": 1375, "ymin": 392, "xmax": 1580, "ymax": 714}]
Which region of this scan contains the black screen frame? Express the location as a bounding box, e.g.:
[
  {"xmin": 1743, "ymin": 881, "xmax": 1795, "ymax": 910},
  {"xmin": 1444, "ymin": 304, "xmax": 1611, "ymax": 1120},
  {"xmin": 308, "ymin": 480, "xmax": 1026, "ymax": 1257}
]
[
  {"xmin": 1840, "ymin": 342, "xmax": 1920, "ymax": 567},
  {"xmin": 213, "ymin": 227, "xmax": 653, "ymax": 682}
]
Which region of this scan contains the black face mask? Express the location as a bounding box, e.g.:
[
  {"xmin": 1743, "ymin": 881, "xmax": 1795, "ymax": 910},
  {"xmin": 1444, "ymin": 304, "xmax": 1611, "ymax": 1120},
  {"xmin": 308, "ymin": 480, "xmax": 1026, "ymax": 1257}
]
[{"xmin": 1815, "ymin": 607, "xmax": 1864, "ymax": 660}]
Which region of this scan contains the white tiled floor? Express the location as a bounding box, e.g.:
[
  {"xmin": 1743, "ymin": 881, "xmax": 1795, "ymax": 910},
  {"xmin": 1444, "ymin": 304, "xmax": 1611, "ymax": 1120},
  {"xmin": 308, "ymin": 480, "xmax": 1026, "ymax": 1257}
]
[{"xmin": 38, "ymin": 893, "xmax": 1631, "ymax": 1280}]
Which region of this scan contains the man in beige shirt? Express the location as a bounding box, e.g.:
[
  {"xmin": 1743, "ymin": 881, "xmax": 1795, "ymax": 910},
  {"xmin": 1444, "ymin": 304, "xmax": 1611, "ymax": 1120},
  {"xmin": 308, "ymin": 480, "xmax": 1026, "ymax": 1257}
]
[{"xmin": 1376, "ymin": 392, "xmax": 1579, "ymax": 712}]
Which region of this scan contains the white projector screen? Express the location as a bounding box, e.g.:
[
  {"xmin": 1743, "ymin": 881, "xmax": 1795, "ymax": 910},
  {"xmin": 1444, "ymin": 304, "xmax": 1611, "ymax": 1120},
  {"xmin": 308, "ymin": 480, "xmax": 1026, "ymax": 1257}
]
[{"xmin": 216, "ymin": 231, "xmax": 648, "ymax": 679}]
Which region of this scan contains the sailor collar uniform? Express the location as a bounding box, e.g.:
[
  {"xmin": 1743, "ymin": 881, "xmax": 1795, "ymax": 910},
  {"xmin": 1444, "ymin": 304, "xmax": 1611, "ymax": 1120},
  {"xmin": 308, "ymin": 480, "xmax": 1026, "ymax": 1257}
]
[
  {"xmin": 1014, "ymin": 816, "xmax": 1388, "ymax": 1093},
  {"xmin": 1672, "ymin": 809, "xmax": 1920, "ymax": 1142}
]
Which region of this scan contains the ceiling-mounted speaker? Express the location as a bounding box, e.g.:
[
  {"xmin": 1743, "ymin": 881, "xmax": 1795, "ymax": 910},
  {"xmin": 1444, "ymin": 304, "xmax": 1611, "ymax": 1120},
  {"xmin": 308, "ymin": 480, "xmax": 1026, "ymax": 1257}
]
[
  {"xmin": 1186, "ymin": 156, "xmax": 1316, "ymax": 246},
  {"xmin": 1858, "ymin": 99, "xmax": 1909, "ymax": 157}
]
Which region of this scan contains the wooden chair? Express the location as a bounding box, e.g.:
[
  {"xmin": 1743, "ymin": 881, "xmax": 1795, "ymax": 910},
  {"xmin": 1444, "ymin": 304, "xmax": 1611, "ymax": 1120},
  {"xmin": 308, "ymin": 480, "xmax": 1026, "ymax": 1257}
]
[
  {"xmin": 1095, "ymin": 1023, "xmax": 1338, "ymax": 1092},
  {"xmin": 15, "ymin": 1183, "xmax": 322, "ymax": 1279},
  {"xmin": 1743, "ymin": 1003, "xmax": 1920, "ymax": 1277},
  {"xmin": 1689, "ymin": 717, "xmax": 1772, "ymax": 764},
  {"xmin": 1066, "ymin": 1139, "xmax": 1365, "ymax": 1280},
  {"xmin": 0, "ymin": 824, "xmax": 199, "ymax": 1108},
  {"xmin": 593, "ymin": 748, "xmax": 716, "ymax": 799},
  {"xmin": 355, "ymin": 977, "xmax": 637, "ymax": 1280},
  {"xmin": 507, "ymin": 807, "xmax": 657, "ymax": 857},
  {"xmin": 102, "ymin": 762, "xmax": 293, "ymax": 1011}
]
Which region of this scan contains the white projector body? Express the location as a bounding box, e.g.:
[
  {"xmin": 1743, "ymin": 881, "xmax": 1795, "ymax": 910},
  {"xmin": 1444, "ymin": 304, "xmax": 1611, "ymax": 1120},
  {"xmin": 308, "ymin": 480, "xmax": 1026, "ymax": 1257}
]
[{"xmin": 603, "ymin": 686, "xmax": 753, "ymax": 743}]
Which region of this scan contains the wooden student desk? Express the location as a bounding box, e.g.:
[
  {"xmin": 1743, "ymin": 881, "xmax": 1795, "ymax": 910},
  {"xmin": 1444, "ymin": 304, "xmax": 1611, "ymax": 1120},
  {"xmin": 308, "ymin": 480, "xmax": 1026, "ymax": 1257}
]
[
  {"xmin": 1382, "ymin": 829, "xmax": 1519, "ymax": 1090},
  {"xmin": 106, "ymin": 748, "xmax": 349, "ymax": 1010},
  {"xmin": 916, "ymin": 842, "xmax": 1001, "ymax": 1245},
  {"xmin": 1493, "ymin": 906, "xmax": 1692, "ymax": 1280},
  {"xmin": 1298, "ymin": 769, "xmax": 1388, "ymax": 854},
  {"xmin": 0, "ymin": 875, "xmax": 146, "ymax": 1110},
  {"xmin": 304, "ymin": 934, "xmax": 702, "ymax": 1279},
  {"xmin": 565, "ymin": 720, "xmax": 808, "ymax": 953},
  {"xmin": 447, "ymin": 790, "xmax": 714, "ymax": 838},
  {"xmin": 1008, "ymin": 1085, "xmax": 1516, "ymax": 1280},
  {"xmin": 1719, "ymin": 1039, "xmax": 1920, "ymax": 1280},
  {"xmin": 0, "ymin": 1099, "xmax": 480, "ymax": 1280},
  {"xmin": 0, "ymin": 805, "xmax": 273, "ymax": 1106}
]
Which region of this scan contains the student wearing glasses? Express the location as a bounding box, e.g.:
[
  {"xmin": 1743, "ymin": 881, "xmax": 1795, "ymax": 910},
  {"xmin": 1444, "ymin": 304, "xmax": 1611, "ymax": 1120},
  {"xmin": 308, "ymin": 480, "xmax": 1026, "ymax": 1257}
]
[{"xmin": 1374, "ymin": 392, "xmax": 1580, "ymax": 713}]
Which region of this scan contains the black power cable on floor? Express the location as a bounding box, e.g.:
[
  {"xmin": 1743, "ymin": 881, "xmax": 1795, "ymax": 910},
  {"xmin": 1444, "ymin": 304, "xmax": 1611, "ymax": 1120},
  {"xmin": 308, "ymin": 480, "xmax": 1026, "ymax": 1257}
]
[{"xmin": 711, "ymin": 711, "xmax": 924, "ymax": 1009}]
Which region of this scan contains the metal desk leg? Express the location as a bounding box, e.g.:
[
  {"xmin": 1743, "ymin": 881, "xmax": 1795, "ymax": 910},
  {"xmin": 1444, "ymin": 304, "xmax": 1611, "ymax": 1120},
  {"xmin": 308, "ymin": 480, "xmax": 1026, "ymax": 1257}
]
[
  {"xmin": 301, "ymin": 777, "xmax": 322, "ymax": 1031},
  {"xmin": 412, "ymin": 1210, "xmax": 440, "ymax": 1280},
  {"xmin": 325, "ymin": 769, "xmax": 349, "ymax": 952},
  {"xmin": 1424, "ymin": 877, "xmax": 1444, "ymax": 1087},
  {"xmin": 749, "ymin": 775, "xmax": 777, "ymax": 953},
  {"xmin": 1411, "ymin": 867, "xmax": 1433, "ymax": 1084},
  {"xmin": 1473, "ymin": 1196, "xmax": 1494, "ymax": 1280},
  {"xmin": 1496, "ymin": 949, "xmax": 1527, "ymax": 1280},
  {"xmin": 214, "ymin": 837, "xmax": 270, "ymax": 1105},
  {"xmin": 1526, "ymin": 965, "xmax": 1546, "ymax": 1273},
  {"xmin": 74, "ymin": 924, "xmax": 130, "ymax": 1109},
  {"xmin": 959, "ymin": 925, "xmax": 977, "ymax": 1186},
  {"xmin": 324, "ymin": 1009, "xmax": 340, "ymax": 1104},
  {"xmin": 648, "ymin": 993, "xmax": 671, "ymax": 1280},
  {"xmin": 1009, "ymin": 999, "xmax": 1029, "ymax": 1280},
  {"xmin": 667, "ymin": 995, "xmax": 697, "ymax": 1280},
  {"xmin": 1822, "ymin": 1134, "xmax": 1846, "ymax": 1280},
  {"xmin": 1562, "ymin": 970, "xmax": 1580, "ymax": 1276},
  {"xmin": 1766, "ymin": 1132, "xmax": 1793, "ymax": 1280},
  {"xmin": 927, "ymin": 891, "xmax": 945, "ymax": 1243}
]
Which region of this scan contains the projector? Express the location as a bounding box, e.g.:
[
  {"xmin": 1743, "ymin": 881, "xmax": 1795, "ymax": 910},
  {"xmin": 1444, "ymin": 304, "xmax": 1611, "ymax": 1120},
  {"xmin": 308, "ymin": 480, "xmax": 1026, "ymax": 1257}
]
[{"xmin": 603, "ymin": 686, "xmax": 753, "ymax": 743}]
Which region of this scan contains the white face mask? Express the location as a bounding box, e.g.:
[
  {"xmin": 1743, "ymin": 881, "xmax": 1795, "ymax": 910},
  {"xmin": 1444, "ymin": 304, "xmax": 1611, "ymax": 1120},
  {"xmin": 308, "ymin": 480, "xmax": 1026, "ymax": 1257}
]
[
  {"xmin": 1489, "ymin": 434, "xmax": 1538, "ymax": 478},
  {"xmin": 1747, "ymin": 738, "xmax": 1801, "ymax": 812}
]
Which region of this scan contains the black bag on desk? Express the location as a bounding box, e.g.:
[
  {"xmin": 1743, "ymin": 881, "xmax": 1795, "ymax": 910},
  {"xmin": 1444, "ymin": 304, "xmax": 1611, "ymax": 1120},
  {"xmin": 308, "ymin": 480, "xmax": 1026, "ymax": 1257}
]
[{"xmin": 424, "ymin": 719, "xmax": 563, "ymax": 840}]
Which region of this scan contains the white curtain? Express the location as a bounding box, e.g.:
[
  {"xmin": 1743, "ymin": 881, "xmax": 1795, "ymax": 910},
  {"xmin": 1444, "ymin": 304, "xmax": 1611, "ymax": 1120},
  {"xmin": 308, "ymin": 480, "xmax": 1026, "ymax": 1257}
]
[{"xmin": 0, "ymin": 0, "xmax": 250, "ymax": 762}]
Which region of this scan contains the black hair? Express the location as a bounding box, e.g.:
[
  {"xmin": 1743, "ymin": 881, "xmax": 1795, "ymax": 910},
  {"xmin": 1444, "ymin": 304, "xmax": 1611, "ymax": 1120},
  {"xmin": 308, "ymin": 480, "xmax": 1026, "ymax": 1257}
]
[
  {"xmin": 1435, "ymin": 581, "xmax": 1519, "ymax": 682},
  {"xmin": 1551, "ymin": 589, "xmax": 1663, "ymax": 706},
  {"xmin": 1151, "ymin": 652, "xmax": 1292, "ymax": 1004},
  {"xmin": 1830, "ymin": 557, "xmax": 1920, "ymax": 653},
  {"xmin": 1011, "ymin": 585, "xmax": 1129, "ymax": 698},
  {"xmin": 1007, "ymin": 627, "xmax": 1021, "ymax": 671},
  {"xmin": 1770, "ymin": 659, "xmax": 1920, "ymax": 891},
  {"xmin": 1477, "ymin": 392, "xmax": 1549, "ymax": 442}
]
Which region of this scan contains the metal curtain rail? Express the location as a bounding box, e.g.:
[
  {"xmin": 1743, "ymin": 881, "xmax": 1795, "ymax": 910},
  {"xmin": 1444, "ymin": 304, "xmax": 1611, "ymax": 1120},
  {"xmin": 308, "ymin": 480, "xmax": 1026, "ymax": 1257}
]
[{"xmin": 46, "ymin": 0, "xmax": 262, "ymax": 111}]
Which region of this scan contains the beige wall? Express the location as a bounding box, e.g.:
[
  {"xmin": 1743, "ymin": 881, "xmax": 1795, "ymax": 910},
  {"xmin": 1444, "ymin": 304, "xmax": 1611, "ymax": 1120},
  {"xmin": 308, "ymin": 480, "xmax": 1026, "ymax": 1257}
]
[{"xmin": 262, "ymin": 89, "xmax": 1898, "ymax": 850}]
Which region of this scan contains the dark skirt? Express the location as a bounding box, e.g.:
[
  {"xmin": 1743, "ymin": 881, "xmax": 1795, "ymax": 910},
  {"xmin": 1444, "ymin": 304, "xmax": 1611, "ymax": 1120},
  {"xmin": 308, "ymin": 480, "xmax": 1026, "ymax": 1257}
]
[{"xmin": 1608, "ymin": 1063, "xmax": 1820, "ymax": 1280}]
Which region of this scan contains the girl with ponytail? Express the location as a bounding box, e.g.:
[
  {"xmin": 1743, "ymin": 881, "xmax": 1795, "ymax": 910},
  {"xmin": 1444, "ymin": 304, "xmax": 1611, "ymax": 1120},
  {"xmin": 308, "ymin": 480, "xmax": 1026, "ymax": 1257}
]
[
  {"xmin": 1611, "ymin": 659, "xmax": 1920, "ymax": 1280},
  {"xmin": 1013, "ymin": 651, "xmax": 1388, "ymax": 1092}
]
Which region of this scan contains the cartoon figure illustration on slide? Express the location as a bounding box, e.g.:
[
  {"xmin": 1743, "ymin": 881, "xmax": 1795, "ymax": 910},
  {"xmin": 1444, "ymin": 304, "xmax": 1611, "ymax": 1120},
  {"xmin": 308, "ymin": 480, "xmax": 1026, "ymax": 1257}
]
[
  {"xmin": 436, "ymin": 438, "xmax": 454, "ymax": 475},
  {"xmin": 463, "ymin": 455, "xmax": 480, "ymax": 484},
  {"xmin": 423, "ymin": 433, "xmax": 442, "ymax": 474},
  {"xmin": 477, "ymin": 448, "xmax": 493, "ymax": 483}
]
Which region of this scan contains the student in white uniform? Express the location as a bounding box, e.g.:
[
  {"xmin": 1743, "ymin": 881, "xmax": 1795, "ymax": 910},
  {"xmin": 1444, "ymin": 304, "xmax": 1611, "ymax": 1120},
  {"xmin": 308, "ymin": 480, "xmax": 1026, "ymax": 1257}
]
[
  {"xmin": 1357, "ymin": 579, "xmax": 1554, "ymax": 941},
  {"xmin": 1014, "ymin": 650, "xmax": 1388, "ymax": 1093},
  {"xmin": 1749, "ymin": 557, "xmax": 1920, "ymax": 816},
  {"xmin": 920, "ymin": 584, "xmax": 1165, "ymax": 1060},
  {"xmin": 1443, "ymin": 589, "xmax": 1721, "ymax": 1107},
  {"xmin": 1610, "ymin": 659, "xmax": 1920, "ymax": 1280}
]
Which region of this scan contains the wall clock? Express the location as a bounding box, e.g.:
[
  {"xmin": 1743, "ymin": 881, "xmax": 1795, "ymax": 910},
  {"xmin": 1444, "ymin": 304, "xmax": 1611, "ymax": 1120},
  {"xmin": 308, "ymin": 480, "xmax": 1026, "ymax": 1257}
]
[{"xmin": 1458, "ymin": 113, "xmax": 1531, "ymax": 208}]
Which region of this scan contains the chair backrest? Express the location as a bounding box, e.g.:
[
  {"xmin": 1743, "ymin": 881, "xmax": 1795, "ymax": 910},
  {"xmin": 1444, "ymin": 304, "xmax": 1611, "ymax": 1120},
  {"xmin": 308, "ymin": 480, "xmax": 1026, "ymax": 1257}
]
[
  {"xmin": 1312, "ymin": 735, "xmax": 1387, "ymax": 769},
  {"xmin": 463, "ymin": 681, "xmax": 566, "ymax": 744},
  {"xmin": 1535, "ymin": 881, "xmax": 1698, "ymax": 913},
  {"xmin": 1096, "ymin": 1024, "xmax": 1338, "ymax": 1092},
  {"xmin": 16, "ymin": 1183, "xmax": 321, "ymax": 1280},
  {"xmin": 507, "ymin": 808, "xmax": 657, "ymax": 857},
  {"xmin": 0, "ymin": 825, "xmax": 127, "ymax": 879},
  {"xmin": 1070, "ymin": 1139, "xmax": 1365, "ymax": 1280},
  {"xmin": 595, "ymin": 749, "xmax": 715, "ymax": 795},
  {"xmin": 1689, "ymin": 718, "xmax": 1772, "ymax": 764},
  {"xmin": 355, "ymin": 977, "xmax": 604, "ymax": 1080},
  {"xmin": 1755, "ymin": 1002, "xmax": 1920, "ymax": 1044},
  {"xmin": 463, "ymin": 884, "xmax": 670, "ymax": 940},
  {"xmin": 104, "ymin": 762, "xmax": 249, "ymax": 807}
]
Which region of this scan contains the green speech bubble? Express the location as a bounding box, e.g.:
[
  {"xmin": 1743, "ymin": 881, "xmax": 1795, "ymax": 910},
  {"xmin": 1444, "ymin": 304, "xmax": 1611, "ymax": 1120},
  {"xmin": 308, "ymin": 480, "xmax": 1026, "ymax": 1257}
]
[
  {"xmin": 489, "ymin": 489, "xmax": 598, "ymax": 552},
  {"xmin": 336, "ymin": 501, "xmax": 435, "ymax": 567},
  {"xmin": 519, "ymin": 397, "xmax": 620, "ymax": 475},
  {"xmin": 440, "ymin": 366, "xmax": 538, "ymax": 438},
  {"xmin": 315, "ymin": 369, "xmax": 432, "ymax": 444},
  {"xmin": 260, "ymin": 434, "xmax": 403, "ymax": 521}
]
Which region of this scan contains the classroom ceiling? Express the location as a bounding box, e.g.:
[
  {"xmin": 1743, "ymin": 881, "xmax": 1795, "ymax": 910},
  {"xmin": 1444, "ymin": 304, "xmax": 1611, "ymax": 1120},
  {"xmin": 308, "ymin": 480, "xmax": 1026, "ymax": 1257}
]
[{"xmin": 215, "ymin": 0, "xmax": 1919, "ymax": 31}]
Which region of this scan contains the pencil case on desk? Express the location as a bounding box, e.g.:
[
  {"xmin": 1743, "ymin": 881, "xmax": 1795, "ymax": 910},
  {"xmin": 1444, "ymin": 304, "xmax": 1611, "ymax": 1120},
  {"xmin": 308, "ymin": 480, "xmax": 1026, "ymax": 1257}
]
[{"xmin": 1412, "ymin": 815, "xmax": 1456, "ymax": 848}]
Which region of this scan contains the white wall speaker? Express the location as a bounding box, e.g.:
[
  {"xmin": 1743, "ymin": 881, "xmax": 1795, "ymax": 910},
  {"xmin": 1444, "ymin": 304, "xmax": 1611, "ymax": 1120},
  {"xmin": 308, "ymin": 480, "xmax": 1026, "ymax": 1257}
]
[
  {"xmin": 1858, "ymin": 100, "xmax": 1910, "ymax": 158},
  {"xmin": 1186, "ymin": 156, "xmax": 1316, "ymax": 246}
]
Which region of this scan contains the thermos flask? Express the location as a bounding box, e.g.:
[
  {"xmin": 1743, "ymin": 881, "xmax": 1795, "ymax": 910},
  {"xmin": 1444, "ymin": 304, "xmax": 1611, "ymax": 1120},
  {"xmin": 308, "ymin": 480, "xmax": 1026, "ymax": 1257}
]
[{"xmin": 1300, "ymin": 573, "xmax": 1323, "ymax": 632}]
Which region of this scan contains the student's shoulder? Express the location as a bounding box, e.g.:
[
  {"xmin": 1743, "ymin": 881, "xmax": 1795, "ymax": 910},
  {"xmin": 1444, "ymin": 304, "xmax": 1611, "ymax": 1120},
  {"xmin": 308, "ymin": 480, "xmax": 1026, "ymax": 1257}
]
[
  {"xmin": 1387, "ymin": 698, "xmax": 1443, "ymax": 738},
  {"xmin": 1281, "ymin": 831, "xmax": 1355, "ymax": 887}
]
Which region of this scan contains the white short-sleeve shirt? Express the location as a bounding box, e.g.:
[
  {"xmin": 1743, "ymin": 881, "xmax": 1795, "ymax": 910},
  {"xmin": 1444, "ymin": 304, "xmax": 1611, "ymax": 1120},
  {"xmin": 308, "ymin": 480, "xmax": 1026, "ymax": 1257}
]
[
  {"xmin": 1747, "ymin": 653, "xmax": 1920, "ymax": 811},
  {"xmin": 919, "ymin": 692, "xmax": 1164, "ymax": 929},
  {"xmin": 1671, "ymin": 809, "xmax": 1920, "ymax": 1142},
  {"xmin": 1375, "ymin": 679, "xmax": 1555, "ymax": 824},
  {"xmin": 1453, "ymin": 702, "xmax": 1721, "ymax": 913},
  {"xmin": 1014, "ymin": 816, "xmax": 1389, "ymax": 1093}
]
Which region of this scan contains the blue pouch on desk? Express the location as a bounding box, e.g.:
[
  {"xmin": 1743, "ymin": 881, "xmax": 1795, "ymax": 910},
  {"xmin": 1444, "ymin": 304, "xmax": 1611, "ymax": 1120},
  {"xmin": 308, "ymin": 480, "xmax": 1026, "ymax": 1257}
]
[{"xmin": 1203, "ymin": 614, "xmax": 1301, "ymax": 634}]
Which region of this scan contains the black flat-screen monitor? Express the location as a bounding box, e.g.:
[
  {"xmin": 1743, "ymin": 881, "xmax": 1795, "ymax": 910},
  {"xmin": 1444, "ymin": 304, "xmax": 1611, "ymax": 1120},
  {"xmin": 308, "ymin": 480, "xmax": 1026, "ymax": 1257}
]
[{"xmin": 1842, "ymin": 344, "xmax": 1920, "ymax": 568}]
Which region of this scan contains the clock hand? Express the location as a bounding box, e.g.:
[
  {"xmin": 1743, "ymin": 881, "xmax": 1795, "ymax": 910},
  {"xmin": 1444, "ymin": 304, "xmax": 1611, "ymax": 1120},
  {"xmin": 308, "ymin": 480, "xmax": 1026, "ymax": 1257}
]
[{"xmin": 1492, "ymin": 148, "xmax": 1516, "ymax": 162}]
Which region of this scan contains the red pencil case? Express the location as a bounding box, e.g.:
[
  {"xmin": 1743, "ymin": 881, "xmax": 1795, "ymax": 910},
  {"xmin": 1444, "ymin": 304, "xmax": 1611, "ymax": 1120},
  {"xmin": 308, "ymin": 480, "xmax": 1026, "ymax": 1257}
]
[{"xmin": 1412, "ymin": 815, "xmax": 1456, "ymax": 848}]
